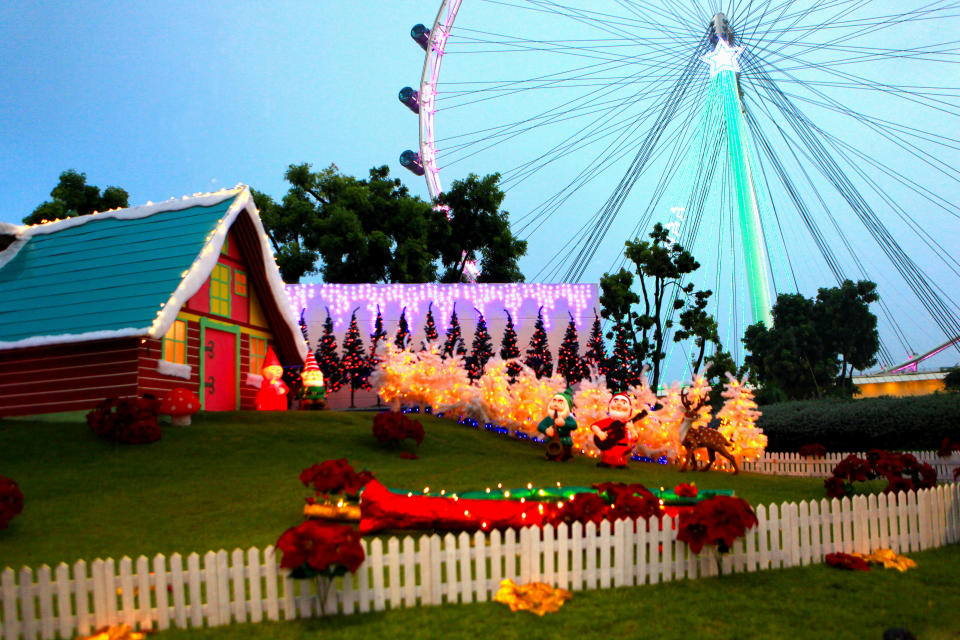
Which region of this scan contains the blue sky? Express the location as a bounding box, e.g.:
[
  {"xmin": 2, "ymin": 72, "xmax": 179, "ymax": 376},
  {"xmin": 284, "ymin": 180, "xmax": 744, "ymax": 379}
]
[{"xmin": 2, "ymin": 1, "xmax": 958, "ymax": 370}]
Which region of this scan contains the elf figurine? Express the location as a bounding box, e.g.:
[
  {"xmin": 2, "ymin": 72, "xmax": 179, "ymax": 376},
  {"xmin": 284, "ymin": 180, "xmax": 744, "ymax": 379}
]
[
  {"xmin": 297, "ymin": 351, "xmax": 327, "ymax": 409},
  {"xmin": 255, "ymin": 346, "xmax": 289, "ymax": 410},
  {"xmin": 537, "ymin": 389, "xmax": 577, "ymax": 461},
  {"xmin": 590, "ymin": 393, "xmax": 641, "ymax": 468}
]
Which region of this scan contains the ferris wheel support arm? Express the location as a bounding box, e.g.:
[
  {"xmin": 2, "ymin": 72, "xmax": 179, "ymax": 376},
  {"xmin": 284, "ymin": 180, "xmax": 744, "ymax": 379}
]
[{"xmin": 418, "ymin": 0, "xmax": 463, "ymax": 200}]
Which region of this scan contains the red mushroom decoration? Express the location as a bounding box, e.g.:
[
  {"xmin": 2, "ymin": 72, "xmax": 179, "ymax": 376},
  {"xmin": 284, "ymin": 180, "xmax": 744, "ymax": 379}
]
[{"xmin": 159, "ymin": 387, "xmax": 201, "ymax": 426}]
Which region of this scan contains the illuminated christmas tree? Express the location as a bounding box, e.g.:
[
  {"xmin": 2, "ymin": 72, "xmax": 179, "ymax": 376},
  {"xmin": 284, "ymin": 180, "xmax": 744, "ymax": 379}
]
[
  {"xmin": 367, "ymin": 304, "xmax": 389, "ymax": 400},
  {"xmin": 605, "ymin": 321, "xmax": 637, "ymax": 391},
  {"xmin": 442, "ymin": 305, "xmax": 467, "ymax": 358},
  {"xmin": 583, "ymin": 311, "xmax": 607, "ymax": 376},
  {"xmin": 468, "ymin": 308, "xmax": 494, "ymax": 381},
  {"xmin": 423, "ymin": 302, "xmax": 439, "ymax": 344},
  {"xmin": 524, "ymin": 306, "xmax": 553, "ymax": 378},
  {"xmin": 316, "ymin": 308, "xmax": 342, "ymax": 392},
  {"xmin": 394, "ymin": 307, "xmax": 411, "ymax": 349},
  {"xmin": 341, "ymin": 310, "xmax": 370, "ymax": 408},
  {"xmin": 716, "ymin": 372, "xmax": 767, "ymax": 464},
  {"xmin": 556, "ymin": 312, "xmax": 587, "ymax": 385},
  {"xmin": 500, "ymin": 309, "xmax": 522, "ymax": 380}
]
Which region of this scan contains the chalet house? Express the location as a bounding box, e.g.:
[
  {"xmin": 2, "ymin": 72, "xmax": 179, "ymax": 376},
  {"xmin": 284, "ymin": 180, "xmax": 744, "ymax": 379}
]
[{"xmin": 0, "ymin": 187, "xmax": 306, "ymax": 416}]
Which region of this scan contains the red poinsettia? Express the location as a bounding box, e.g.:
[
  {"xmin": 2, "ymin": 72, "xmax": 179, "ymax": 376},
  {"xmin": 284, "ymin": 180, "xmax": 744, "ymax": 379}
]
[
  {"xmin": 86, "ymin": 396, "xmax": 161, "ymax": 444},
  {"xmin": 937, "ymin": 437, "xmax": 960, "ymax": 458},
  {"xmin": 299, "ymin": 459, "xmax": 374, "ymax": 498},
  {"xmin": 884, "ymin": 476, "xmax": 915, "ymax": 495},
  {"xmin": 827, "ymin": 450, "xmax": 938, "ymax": 499},
  {"xmin": 674, "ymin": 483, "xmax": 698, "ymax": 498},
  {"xmin": 372, "ymin": 411, "xmax": 425, "ymax": 448},
  {"xmin": 825, "ymin": 552, "xmax": 870, "ymax": 571},
  {"xmin": 0, "ymin": 476, "xmax": 24, "ymax": 530},
  {"xmin": 677, "ymin": 495, "xmax": 758, "ymax": 554},
  {"xmin": 799, "ymin": 444, "xmax": 827, "ymax": 459},
  {"xmin": 276, "ymin": 520, "xmax": 365, "ymax": 579},
  {"xmin": 824, "ymin": 476, "xmax": 848, "ymax": 499}
]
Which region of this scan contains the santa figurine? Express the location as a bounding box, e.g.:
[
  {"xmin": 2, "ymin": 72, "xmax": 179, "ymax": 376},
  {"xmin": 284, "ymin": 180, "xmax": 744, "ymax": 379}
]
[
  {"xmin": 590, "ymin": 392, "xmax": 642, "ymax": 468},
  {"xmin": 255, "ymin": 346, "xmax": 289, "ymax": 411},
  {"xmin": 536, "ymin": 389, "xmax": 577, "ymax": 461}
]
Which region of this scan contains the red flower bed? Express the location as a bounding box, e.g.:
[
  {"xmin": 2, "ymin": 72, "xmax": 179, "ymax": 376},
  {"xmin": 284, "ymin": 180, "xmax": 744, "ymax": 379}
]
[
  {"xmin": 824, "ymin": 449, "xmax": 938, "ymax": 499},
  {"xmin": 276, "ymin": 520, "xmax": 365, "ymax": 579},
  {"xmin": 799, "ymin": 444, "xmax": 827, "ymax": 458},
  {"xmin": 674, "ymin": 483, "xmax": 698, "ymax": 498},
  {"xmin": 300, "ymin": 459, "xmax": 374, "ymax": 499},
  {"xmin": 676, "ymin": 495, "xmax": 758, "ymax": 554},
  {"xmin": 86, "ymin": 396, "xmax": 161, "ymax": 444},
  {"xmin": 372, "ymin": 411, "xmax": 424, "ymax": 448},
  {"xmin": 0, "ymin": 476, "xmax": 24, "ymax": 530},
  {"xmin": 937, "ymin": 437, "xmax": 960, "ymax": 458},
  {"xmin": 542, "ymin": 483, "xmax": 663, "ymax": 527},
  {"xmin": 825, "ymin": 552, "xmax": 870, "ymax": 571}
]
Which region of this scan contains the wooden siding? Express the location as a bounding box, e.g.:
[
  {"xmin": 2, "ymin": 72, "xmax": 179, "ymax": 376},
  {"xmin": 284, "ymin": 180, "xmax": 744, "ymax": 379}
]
[{"xmin": 0, "ymin": 338, "xmax": 140, "ymax": 416}]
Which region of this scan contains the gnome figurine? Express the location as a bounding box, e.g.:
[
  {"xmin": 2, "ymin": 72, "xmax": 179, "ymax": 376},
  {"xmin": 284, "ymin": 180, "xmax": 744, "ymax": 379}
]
[
  {"xmin": 297, "ymin": 351, "xmax": 327, "ymax": 409},
  {"xmin": 590, "ymin": 393, "xmax": 641, "ymax": 468},
  {"xmin": 537, "ymin": 389, "xmax": 577, "ymax": 461},
  {"xmin": 255, "ymin": 346, "xmax": 289, "ymax": 411}
]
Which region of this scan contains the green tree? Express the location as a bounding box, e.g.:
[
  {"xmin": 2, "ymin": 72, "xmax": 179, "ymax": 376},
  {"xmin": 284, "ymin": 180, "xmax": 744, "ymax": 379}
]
[
  {"xmin": 253, "ymin": 164, "xmax": 446, "ymax": 284},
  {"xmin": 24, "ymin": 170, "xmax": 129, "ymax": 225},
  {"xmin": 742, "ymin": 280, "xmax": 880, "ymax": 401},
  {"xmin": 598, "ymin": 222, "xmax": 717, "ymax": 391},
  {"xmin": 435, "ymin": 173, "xmax": 527, "ymax": 283}
]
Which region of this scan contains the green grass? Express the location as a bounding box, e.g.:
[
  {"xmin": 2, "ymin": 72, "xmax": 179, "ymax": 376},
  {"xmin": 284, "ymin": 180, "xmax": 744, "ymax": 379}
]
[
  {"xmin": 0, "ymin": 410, "xmax": 829, "ymax": 569},
  {"xmin": 153, "ymin": 545, "xmax": 960, "ymax": 640}
]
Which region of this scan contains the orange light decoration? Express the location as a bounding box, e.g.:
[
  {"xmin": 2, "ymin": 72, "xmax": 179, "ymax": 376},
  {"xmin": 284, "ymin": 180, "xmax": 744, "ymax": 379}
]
[{"xmin": 715, "ymin": 372, "xmax": 767, "ymax": 469}]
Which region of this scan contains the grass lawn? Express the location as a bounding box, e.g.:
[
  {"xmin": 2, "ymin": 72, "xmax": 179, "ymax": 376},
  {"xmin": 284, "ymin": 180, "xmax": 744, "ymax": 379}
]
[
  {"xmin": 155, "ymin": 544, "xmax": 960, "ymax": 640},
  {"xmin": 0, "ymin": 410, "xmax": 829, "ymax": 569}
]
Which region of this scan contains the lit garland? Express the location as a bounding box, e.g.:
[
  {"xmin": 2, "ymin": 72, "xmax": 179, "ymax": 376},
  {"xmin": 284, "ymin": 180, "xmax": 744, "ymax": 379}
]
[{"xmin": 715, "ymin": 372, "xmax": 768, "ymax": 465}]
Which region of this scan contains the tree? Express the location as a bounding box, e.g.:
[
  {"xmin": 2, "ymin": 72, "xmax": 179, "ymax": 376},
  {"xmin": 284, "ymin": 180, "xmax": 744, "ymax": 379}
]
[
  {"xmin": 442, "ymin": 306, "xmax": 467, "ymax": 358},
  {"xmin": 394, "ymin": 308, "xmax": 411, "ymax": 350},
  {"xmin": 673, "ymin": 289, "xmax": 720, "ymax": 373},
  {"xmin": 606, "ymin": 322, "xmax": 638, "ymax": 392},
  {"xmin": 422, "ymin": 303, "xmax": 439, "ymax": 344},
  {"xmin": 557, "ymin": 313, "xmax": 587, "ymax": 385},
  {"xmin": 341, "ymin": 311, "xmax": 370, "ymax": 408},
  {"xmin": 500, "ymin": 309, "xmax": 522, "ymax": 380},
  {"xmin": 253, "ymin": 164, "xmax": 448, "ymax": 283},
  {"xmin": 583, "ymin": 311, "xmax": 607, "ymax": 377},
  {"xmin": 435, "ymin": 173, "xmax": 527, "ymax": 283},
  {"xmin": 742, "ymin": 280, "xmax": 880, "ymax": 401},
  {"xmin": 944, "ymin": 368, "xmax": 960, "ymax": 392},
  {"xmin": 298, "ymin": 309, "xmax": 311, "ymax": 347},
  {"xmin": 467, "ymin": 309, "xmax": 494, "ymax": 380},
  {"xmin": 24, "ymin": 170, "xmax": 129, "ymax": 225},
  {"xmin": 599, "ymin": 222, "xmax": 717, "ymax": 391},
  {"xmin": 316, "ymin": 309, "xmax": 343, "ymax": 392},
  {"xmin": 524, "ymin": 307, "xmax": 553, "ymax": 378}
]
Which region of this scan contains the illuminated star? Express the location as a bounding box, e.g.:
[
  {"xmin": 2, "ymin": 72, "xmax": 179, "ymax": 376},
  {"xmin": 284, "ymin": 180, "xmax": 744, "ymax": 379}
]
[{"xmin": 701, "ymin": 39, "xmax": 743, "ymax": 77}]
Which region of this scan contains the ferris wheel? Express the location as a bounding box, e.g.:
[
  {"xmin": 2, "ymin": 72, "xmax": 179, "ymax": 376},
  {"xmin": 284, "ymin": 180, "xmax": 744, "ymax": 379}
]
[{"xmin": 397, "ymin": 0, "xmax": 960, "ymax": 373}]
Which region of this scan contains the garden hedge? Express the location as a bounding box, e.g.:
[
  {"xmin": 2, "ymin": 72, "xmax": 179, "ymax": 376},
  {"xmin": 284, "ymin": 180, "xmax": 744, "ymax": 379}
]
[{"xmin": 756, "ymin": 392, "xmax": 960, "ymax": 452}]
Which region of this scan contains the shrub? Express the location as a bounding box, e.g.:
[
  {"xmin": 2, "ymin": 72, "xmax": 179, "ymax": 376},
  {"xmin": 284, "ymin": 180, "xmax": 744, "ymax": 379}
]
[
  {"xmin": 0, "ymin": 476, "xmax": 24, "ymax": 529},
  {"xmin": 757, "ymin": 394, "xmax": 960, "ymax": 452},
  {"xmin": 86, "ymin": 396, "xmax": 161, "ymax": 444}
]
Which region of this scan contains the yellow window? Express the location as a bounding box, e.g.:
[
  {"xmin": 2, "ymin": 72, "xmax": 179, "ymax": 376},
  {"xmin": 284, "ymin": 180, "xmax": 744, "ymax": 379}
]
[
  {"xmin": 234, "ymin": 270, "xmax": 248, "ymax": 297},
  {"xmin": 210, "ymin": 263, "xmax": 231, "ymax": 317},
  {"xmin": 250, "ymin": 336, "xmax": 267, "ymax": 374},
  {"xmin": 163, "ymin": 320, "xmax": 187, "ymax": 364}
]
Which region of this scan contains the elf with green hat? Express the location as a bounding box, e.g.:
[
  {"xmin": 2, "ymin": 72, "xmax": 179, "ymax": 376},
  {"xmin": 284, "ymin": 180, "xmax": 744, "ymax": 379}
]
[{"xmin": 537, "ymin": 389, "xmax": 577, "ymax": 462}]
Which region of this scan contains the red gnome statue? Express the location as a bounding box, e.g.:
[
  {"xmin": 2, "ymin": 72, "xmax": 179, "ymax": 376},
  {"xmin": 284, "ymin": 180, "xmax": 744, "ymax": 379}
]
[
  {"xmin": 590, "ymin": 393, "xmax": 640, "ymax": 468},
  {"xmin": 255, "ymin": 346, "xmax": 288, "ymax": 410}
]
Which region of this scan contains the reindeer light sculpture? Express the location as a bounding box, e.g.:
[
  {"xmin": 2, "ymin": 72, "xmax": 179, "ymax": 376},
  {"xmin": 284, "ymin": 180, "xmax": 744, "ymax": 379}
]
[{"xmin": 677, "ymin": 388, "xmax": 739, "ymax": 475}]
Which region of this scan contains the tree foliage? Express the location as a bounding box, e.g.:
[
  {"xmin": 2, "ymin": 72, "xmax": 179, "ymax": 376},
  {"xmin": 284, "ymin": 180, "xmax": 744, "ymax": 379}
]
[
  {"xmin": 598, "ymin": 223, "xmax": 719, "ymax": 391},
  {"xmin": 255, "ymin": 165, "xmax": 526, "ymax": 284},
  {"xmin": 24, "ymin": 170, "xmax": 129, "ymax": 225},
  {"xmin": 743, "ymin": 280, "xmax": 880, "ymax": 401}
]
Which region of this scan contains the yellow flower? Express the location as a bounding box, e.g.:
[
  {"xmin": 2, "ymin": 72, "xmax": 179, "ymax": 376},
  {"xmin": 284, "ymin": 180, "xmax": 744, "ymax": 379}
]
[{"xmin": 494, "ymin": 579, "xmax": 572, "ymax": 616}]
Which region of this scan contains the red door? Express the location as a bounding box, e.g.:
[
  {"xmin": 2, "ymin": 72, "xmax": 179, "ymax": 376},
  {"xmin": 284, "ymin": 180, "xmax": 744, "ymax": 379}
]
[{"xmin": 204, "ymin": 328, "xmax": 237, "ymax": 410}]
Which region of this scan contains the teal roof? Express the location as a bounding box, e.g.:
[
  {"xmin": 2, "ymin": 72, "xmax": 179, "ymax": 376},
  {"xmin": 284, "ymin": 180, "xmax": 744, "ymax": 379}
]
[{"xmin": 0, "ymin": 195, "xmax": 239, "ymax": 345}]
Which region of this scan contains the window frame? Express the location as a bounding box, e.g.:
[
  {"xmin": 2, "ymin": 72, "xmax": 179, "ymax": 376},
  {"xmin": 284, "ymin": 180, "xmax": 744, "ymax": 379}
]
[
  {"xmin": 210, "ymin": 263, "xmax": 232, "ymax": 318},
  {"xmin": 162, "ymin": 319, "xmax": 188, "ymax": 364}
]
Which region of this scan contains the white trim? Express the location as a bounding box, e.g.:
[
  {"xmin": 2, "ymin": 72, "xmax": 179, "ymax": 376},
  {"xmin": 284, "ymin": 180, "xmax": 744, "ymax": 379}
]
[
  {"xmin": 0, "ymin": 328, "xmax": 147, "ymax": 350},
  {"xmin": 157, "ymin": 359, "xmax": 192, "ymax": 380},
  {"xmin": 246, "ymin": 373, "xmax": 263, "ymax": 387}
]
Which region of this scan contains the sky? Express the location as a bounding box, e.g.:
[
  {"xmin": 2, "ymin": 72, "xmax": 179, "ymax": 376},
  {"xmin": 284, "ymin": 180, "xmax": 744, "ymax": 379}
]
[{"xmin": 2, "ymin": 1, "xmax": 958, "ymax": 372}]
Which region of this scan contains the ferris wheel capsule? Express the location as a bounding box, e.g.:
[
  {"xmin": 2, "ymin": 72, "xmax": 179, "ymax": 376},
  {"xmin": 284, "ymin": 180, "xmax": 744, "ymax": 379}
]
[
  {"xmin": 399, "ymin": 149, "xmax": 425, "ymax": 176},
  {"xmin": 709, "ymin": 13, "xmax": 735, "ymax": 46},
  {"xmin": 398, "ymin": 86, "xmax": 420, "ymax": 114},
  {"xmin": 411, "ymin": 24, "xmax": 431, "ymax": 51}
]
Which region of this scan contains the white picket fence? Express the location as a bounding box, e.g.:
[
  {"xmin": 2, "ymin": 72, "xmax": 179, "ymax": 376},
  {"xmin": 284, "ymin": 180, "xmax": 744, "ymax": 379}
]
[
  {"xmin": 2, "ymin": 483, "xmax": 958, "ymax": 640},
  {"xmin": 741, "ymin": 450, "xmax": 960, "ymax": 479}
]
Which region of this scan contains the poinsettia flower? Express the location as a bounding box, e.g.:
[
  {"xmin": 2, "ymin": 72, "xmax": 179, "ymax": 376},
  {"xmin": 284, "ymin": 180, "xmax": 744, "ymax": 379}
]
[
  {"xmin": 824, "ymin": 476, "xmax": 847, "ymax": 499},
  {"xmin": 826, "ymin": 552, "xmax": 870, "ymax": 571},
  {"xmin": 885, "ymin": 476, "xmax": 914, "ymax": 495},
  {"xmin": 677, "ymin": 515, "xmax": 711, "ymax": 554},
  {"xmin": 674, "ymin": 483, "xmax": 698, "ymax": 498}
]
